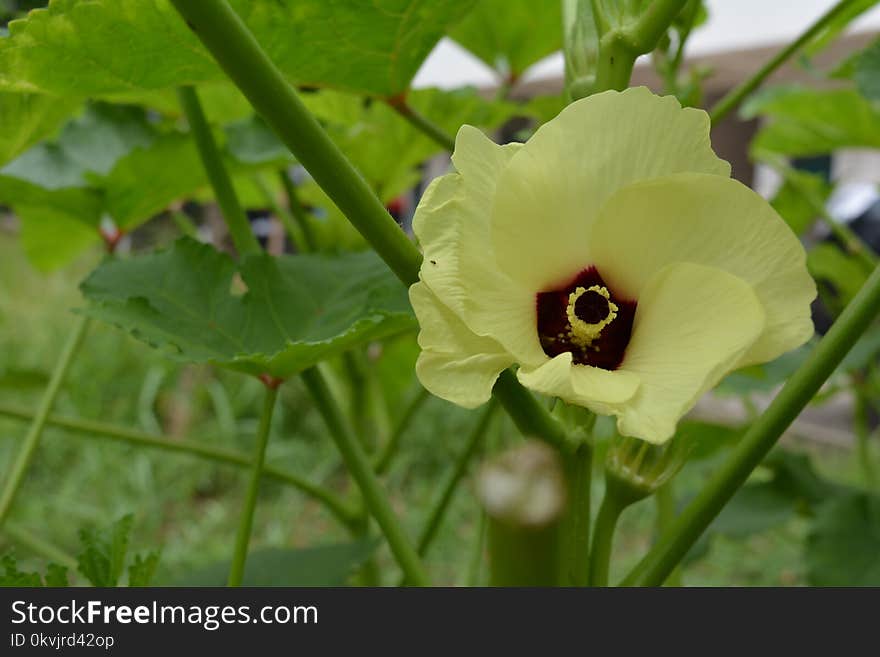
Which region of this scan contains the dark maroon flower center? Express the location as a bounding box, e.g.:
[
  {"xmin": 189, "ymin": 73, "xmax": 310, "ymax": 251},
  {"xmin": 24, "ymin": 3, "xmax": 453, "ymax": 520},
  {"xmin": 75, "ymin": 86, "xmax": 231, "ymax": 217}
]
[{"xmin": 535, "ymin": 267, "xmax": 636, "ymax": 370}]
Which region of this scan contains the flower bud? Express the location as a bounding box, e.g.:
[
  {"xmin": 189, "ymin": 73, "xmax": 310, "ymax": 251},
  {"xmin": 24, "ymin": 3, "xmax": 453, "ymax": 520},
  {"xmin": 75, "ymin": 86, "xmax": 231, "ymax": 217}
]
[{"xmin": 604, "ymin": 434, "xmax": 689, "ymax": 504}]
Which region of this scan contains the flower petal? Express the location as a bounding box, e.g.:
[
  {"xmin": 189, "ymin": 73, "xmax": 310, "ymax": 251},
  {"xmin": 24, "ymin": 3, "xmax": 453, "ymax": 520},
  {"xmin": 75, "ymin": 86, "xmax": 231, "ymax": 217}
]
[
  {"xmin": 413, "ymin": 125, "xmax": 545, "ymax": 366},
  {"xmin": 410, "ymin": 282, "xmax": 514, "ymax": 408},
  {"xmin": 491, "ymin": 87, "xmax": 730, "ymax": 291},
  {"xmin": 517, "ymin": 352, "xmax": 640, "ymax": 416},
  {"xmin": 615, "ymin": 263, "xmax": 765, "ymax": 444},
  {"xmin": 590, "ymin": 173, "xmax": 816, "ymax": 366}
]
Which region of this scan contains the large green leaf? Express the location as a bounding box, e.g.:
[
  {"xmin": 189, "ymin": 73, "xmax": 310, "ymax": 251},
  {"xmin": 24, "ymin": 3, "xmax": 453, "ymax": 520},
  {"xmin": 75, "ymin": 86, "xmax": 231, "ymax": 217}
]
[
  {"xmin": 769, "ymin": 169, "xmax": 830, "ymax": 236},
  {"xmin": 854, "ymin": 38, "xmax": 880, "ymax": 101},
  {"xmin": 80, "ymin": 238, "xmax": 416, "ymax": 378},
  {"xmin": 806, "ymin": 492, "xmax": 880, "ymax": 586},
  {"xmin": 176, "ymin": 540, "xmax": 378, "ymax": 586},
  {"xmin": 0, "ymin": 91, "xmax": 77, "ymax": 167},
  {"xmin": 450, "ymin": 0, "xmax": 562, "ymax": 77},
  {"xmin": 0, "ymin": 0, "xmax": 477, "ymax": 97},
  {"xmin": 743, "ymin": 85, "xmax": 880, "ymax": 157}
]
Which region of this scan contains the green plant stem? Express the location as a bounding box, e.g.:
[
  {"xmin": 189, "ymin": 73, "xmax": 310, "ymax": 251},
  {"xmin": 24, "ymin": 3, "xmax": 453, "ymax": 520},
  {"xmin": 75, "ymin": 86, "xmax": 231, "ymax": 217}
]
[
  {"xmin": 416, "ymin": 401, "xmax": 496, "ymax": 557},
  {"xmin": 593, "ymin": 0, "xmax": 689, "ymax": 93},
  {"xmin": 169, "ymin": 0, "xmax": 419, "ymax": 282},
  {"xmin": 0, "ymin": 401, "xmax": 360, "ymax": 529},
  {"xmin": 176, "ymin": 85, "xmax": 260, "ymax": 256},
  {"xmin": 386, "ymin": 97, "xmax": 456, "ymax": 152},
  {"xmin": 588, "ymin": 483, "xmax": 629, "ymax": 586},
  {"xmin": 300, "ymin": 366, "xmax": 430, "ymax": 586},
  {"xmin": 0, "ymin": 315, "xmax": 89, "ymax": 529},
  {"xmin": 374, "ymin": 387, "xmax": 430, "ymax": 475},
  {"xmin": 492, "ymin": 370, "xmax": 574, "ymax": 452},
  {"xmin": 3, "ymin": 521, "xmax": 78, "ymax": 571},
  {"xmin": 252, "ymin": 173, "xmax": 307, "ymax": 251},
  {"xmin": 621, "ymin": 261, "xmax": 880, "ymax": 586},
  {"xmin": 709, "ymin": 0, "xmax": 860, "ymax": 125},
  {"xmin": 558, "ymin": 441, "xmax": 593, "ymax": 585},
  {"xmin": 168, "ymin": 0, "xmax": 572, "ymax": 455},
  {"xmin": 277, "ymin": 170, "xmax": 318, "ymax": 253},
  {"xmin": 227, "ymin": 385, "xmax": 278, "ymax": 586}
]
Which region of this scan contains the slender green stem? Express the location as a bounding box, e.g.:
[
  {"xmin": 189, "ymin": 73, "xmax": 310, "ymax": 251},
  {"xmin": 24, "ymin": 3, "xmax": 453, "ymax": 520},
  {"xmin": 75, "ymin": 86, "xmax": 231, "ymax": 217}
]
[
  {"xmin": 177, "ymin": 85, "xmax": 260, "ymax": 256},
  {"xmin": 588, "ymin": 483, "xmax": 629, "ymax": 586},
  {"xmin": 277, "ymin": 170, "xmax": 318, "ymax": 253},
  {"xmin": 0, "ymin": 401, "xmax": 360, "ymax": 529},
  {"xmin": 386, "ymin": 97, "xmax": 456, "ymax": 152},
  {"xmin": 492, "ymin": 370, "xmax": 574, "ymax": 452},
  {"xmin": 374, "ymin": 387, "xmax": 430, "ymax": 475},
  {"xmin": 416, "ymin": 402, "xmax": 496, "ymax": 557},
  {"xmin": 168, "ymin": 0, "xmax": 572, "ymax": 455},
  {"xmin": 709, "ymin": 0, "xmax": 860, "ymax": 125},
  {"xmin": 300, "ymin": 366, "xmax": 430, "ymax": 586},
  {"xmin": 252, "ymin": 173, "xmax": 307, "ymax": 251},
  {"xmin": 559, "ymin": 441, "xmax": 593, "ymax": 585},
  {"xmin": 853, "ymin": 386, "xmax": 878, "ymax": 489},
  {"xmin": 227, "ymin": 384, "xmax": 278, "ymax": 586},
  {"xmin": 621, "ymin": 261, "xmax": 880, "ymax": 586},
  {"xmin": 775, "ymin": 161, "xmax": 876, "ymax": 269},
  {"xmin": 170, "ymin": 209, "xmax": 199, "ymax": 238},
  {"xmin": 3, "ymin": 521, "xmax": 78, "ymax": 571},
  {"xmin": 628, "ymin": 0, "xmax": 690, "ymax": 52},
  {"xmin": 169, "ymin": 0, "xmax": 420, "ymax": 282},
  {"xmin": 0, "ymin": 315, "xmax": 89, "ymax": 529}
]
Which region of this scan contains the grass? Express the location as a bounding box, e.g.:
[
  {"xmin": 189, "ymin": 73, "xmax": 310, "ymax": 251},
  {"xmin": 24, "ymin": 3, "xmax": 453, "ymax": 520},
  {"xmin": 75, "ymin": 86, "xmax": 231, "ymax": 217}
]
[{"xmin": 0, "ymin": 231, "xmax": 870, "ymax": 586}]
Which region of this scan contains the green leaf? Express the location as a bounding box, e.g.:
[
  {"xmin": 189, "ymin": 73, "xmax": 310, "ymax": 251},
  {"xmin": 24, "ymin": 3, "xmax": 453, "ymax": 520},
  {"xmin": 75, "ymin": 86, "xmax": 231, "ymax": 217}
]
[
  {"xmin": 1, "ymin": 0, "xmax": 477, "ymax": 97},
  {"xmin": 176, "ymin": 540, "xmax": 379, "ymax": 586},
  {"xmin": 710, "ymin": 483, "xmax": 796, "ymax": 538},
  {"xmin": 0, "ymin": 91, "xmax": 78, "ymax": 167},
  {"xmin": 716, "ymin": 343, "xmax": 812, "ymax": 396},
  {"xmin": 0, "ymin": 553, "xmax": 68, "ymax": 587},
  {"xmin": 224, "ymin": 115, "xmax": 293, "ymax": 166},
  {"xmin": 854, "ymin": 38, "xmax": 880, "ymax": 101},
  {"xmin": 770, "ymin": 169, "xmax": 830, "ymax": 236},
  {"xmin": 743, "ymin": 85, "xmax": 880, "ymax": 157},
  {"xmin": 675, "ymin": 420, "xmax": 742, "ymax": 461},
  {"xmin": 450, "ymin": 0, "xmax": 562, "ymax": 78},
  {"xmin": 80, "ymin": 238, "xmax": 416, "ymax": 378},
  {"xmin": 808, "ymin": 242, "xmax": 873, "ymax": 310},
  {"xmin": 77, "ymin": 514, "xmax": 134, "ymax": 587},
  {"xmin": 128, "ymin": 551, "xmax": 161, "ymax": 587},
  {"xmin": 806, "ymin": 492, "xmax": 880, "ymax": 586}
]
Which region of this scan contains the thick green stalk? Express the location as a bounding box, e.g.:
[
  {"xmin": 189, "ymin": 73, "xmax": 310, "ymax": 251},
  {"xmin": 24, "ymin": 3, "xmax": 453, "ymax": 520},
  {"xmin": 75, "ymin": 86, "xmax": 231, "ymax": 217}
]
[
  {"xmin": 488, "ymin": 519, "xmax": 561, "ymax": 586},
  {"xmin": 3, "ymin": 521, "xmax": 78, "ymax": 570},
  {"xmin": 277, "ymin": 170, "xmax": 318, "ymax": 253},
  {"xmin": 300, "ymin": 367, "xmax": 430, "ymax": 586},
  {"xmin": 622, "ymin": 262, "xmax": 880, "ymax": 586},
  {"xmin": 169, "ymin": 0, "xmax": 419, "ymax": 283},
  {"xmin": 0, "ymin": 316, "xmax": 89, "ymax": 528},
  {"xmin": 374, "ymin": 387, "xmax": 430, "ymax": 475},
  {"xmin": 709, "ymin": 0, "xmax": 860, "ymax": 125},
  {"xmin": 593, "ymin": 0, "xmax": 689, "ymax": 93},
  {"xmin": 558, "ymin": 441, "xmax": 592, "ymax": 585},
  {"xmin": 0, "ymin": 401, "xmax": 358, "ymax": 527},
  {"xmin": 227, "ymin": 385, "xmax": 278, "ymax": 586},
  {"xmin": 386, "ymin": 97, "xmax": 456, "ymax": 153},
  {"xmin": 416, "ymin": 402, "xmax": 496, "ymax": 557},
  {"xmin": 168, "ymin": 0, "xmax": 572, "ymax": 454},
  {"xmin": 177, "ymin": 86, "xmax": 260, "ymax": 256},
  {"xmin": 588, "ymin": 486, "xmax": 628, "ymax": 586}
]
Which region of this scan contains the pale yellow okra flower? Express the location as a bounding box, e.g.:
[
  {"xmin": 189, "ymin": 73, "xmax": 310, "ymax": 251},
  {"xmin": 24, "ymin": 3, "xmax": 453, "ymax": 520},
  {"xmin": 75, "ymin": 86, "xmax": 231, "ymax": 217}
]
[{"xmin": 410, "ymin": 87, "xmax": 816, "ymax": 444}]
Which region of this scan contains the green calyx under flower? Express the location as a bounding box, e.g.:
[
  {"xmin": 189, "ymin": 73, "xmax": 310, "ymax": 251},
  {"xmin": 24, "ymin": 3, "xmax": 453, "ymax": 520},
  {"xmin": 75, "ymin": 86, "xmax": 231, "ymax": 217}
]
[
  {"xmin": 605, "ymin": 434, "xmax": 688, "ymax": 503},
  {"xmin": 409, "ymin": 87, "xmax": 817, "ymax": 444}
]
